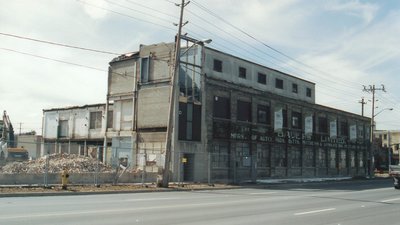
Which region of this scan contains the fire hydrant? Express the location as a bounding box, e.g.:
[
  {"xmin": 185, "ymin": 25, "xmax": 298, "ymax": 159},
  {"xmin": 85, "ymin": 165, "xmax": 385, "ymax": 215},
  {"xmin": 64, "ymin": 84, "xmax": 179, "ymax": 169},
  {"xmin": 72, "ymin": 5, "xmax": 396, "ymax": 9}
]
[{"xmin": 61, "ymin": 168, "xmax": 69, "ymax": 190}]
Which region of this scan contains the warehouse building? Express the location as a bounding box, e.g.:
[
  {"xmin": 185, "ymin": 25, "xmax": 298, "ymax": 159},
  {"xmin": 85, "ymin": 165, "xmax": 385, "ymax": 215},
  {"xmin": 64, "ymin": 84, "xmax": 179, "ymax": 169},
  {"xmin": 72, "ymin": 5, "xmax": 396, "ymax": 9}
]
[{"xmin": 103, "ymin": 37, "xmax": 370, "ymax": 183}]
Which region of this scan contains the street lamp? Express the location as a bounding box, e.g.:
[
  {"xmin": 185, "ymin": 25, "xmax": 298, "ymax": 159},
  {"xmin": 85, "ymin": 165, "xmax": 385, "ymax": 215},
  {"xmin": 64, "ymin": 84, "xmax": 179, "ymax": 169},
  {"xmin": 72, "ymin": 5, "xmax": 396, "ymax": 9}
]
[{"xmin": 370, "ymin": 107, "xmax": 393, "ymax": 177}]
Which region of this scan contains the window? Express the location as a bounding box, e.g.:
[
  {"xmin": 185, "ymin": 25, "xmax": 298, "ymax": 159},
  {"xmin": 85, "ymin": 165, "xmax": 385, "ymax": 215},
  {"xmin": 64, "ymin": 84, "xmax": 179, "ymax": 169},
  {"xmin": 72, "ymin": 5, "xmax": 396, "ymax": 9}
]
[
  {"xmin": 213, "ymin": 59, "xmax": 222, "ymax": 72},
  {"xmin": 107, "ymin": 110, "xmax": 113, "ymax": 129},
  {"xmin": 282, "ymin": 109, "xmax": 288, "ymax": 128},
  {"xmin": 292, "ymin": 83, "xmax": 298, "ymax": 93},
  {"xmin": 275, "ymin": 78, "xmax": 284, "ymax": 89},
  {"xmin": 140, "ymin": 57, "xmax": 149, "ymax": 83},
  {"xmin": 292, "ymin": 111, "xmax": 302, "ymax": 129},
  {"xmin": 236, "ymin": 143, "xmax": 251, "ymax": 167},
  {"xmin": 239, "ymin": 67, "xmax": 246, "ymax": 79},
  {"xmin": 58, "ymin": 120, "xmax": 69, "ymax": 138},
  {"xmin": 212, "ymin": 143, "xmax": 229, "ymax": 168},
  {"xmin": 213, "ymin": 96, "xmax": 230, "ymax": 119},
  {"xmin": 257, "ymin": 144, "xmax": 270, "ymax": 168},
  {"xmin": 258, "ymin": 73, "xmax": 267, "ymax": 84},
  {"xmin": 318, "ymin": 116, "xmax": 328, "ymax": 133},
  {"xmin": 89, "ymin": 111, "xmax": 102, "ymax": 129},
  {"xmin": 306, "ymin": 88, "xmax": 312, "ymax": 97},
  {"xmin": 257, "ymin": 105, "xmax": 270, "ymax": 125},
  {"xmin": 340, "ymin": 121, "xmax": 348, "ymax": 136},
  {"xmin": 384, "ymin": 134, "xmax": 387, "ymax": 140},
  {"xmin": 178, "ymin": 102, "xmax": 201, "ymax": 141},
  {"xmin": 237, "ymin": 100, "xmax": 252, "ymax": 122}
]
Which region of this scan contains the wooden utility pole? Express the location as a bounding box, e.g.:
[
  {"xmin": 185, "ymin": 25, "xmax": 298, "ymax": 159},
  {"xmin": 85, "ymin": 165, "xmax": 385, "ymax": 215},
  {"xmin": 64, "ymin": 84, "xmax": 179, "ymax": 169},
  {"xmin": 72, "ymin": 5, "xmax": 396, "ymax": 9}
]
[
  {"xmin": 162, "ymin": 0, "xmax": 188, "ymax": 188},
  {"xmin": 359, "ymin": 97, "xmax": 367, "ymax": 117},
  {"xmin": 363, "ymin": 84, "xmax": 386, "ymax": 177}
]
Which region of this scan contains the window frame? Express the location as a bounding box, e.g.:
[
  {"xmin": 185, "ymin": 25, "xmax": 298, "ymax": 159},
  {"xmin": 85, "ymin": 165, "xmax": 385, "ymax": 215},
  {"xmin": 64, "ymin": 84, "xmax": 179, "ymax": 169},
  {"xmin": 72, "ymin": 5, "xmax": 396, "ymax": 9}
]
[
  {"xmin": 257, "ymin": 72, "xmax": 267, "ymax": 85},
  {"xmin": 238, "ymin": 66, "xmax": 247, "ymax": 79},
  {"xmin": 275, "ymin": 78, "xmax": 284, "ymax": 89},
  {"xmin": 213, "ymin": 59, "xmax": 222, "ymax": 72}
]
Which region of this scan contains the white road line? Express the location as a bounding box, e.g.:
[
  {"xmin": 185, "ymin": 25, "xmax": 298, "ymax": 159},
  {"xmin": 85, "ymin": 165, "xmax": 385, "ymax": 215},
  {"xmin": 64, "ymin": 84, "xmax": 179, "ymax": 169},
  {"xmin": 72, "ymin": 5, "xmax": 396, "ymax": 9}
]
[
  {"xmin": 294, "ymin": 208, "xmax": 336, "ymax": 216},
  {"xmin": 248, "ymin": 192, "xmax": 277, "ymax": 195},
  {"xmin": 381, "ymin": 197, "xmax": 400, "ymax": 203}
]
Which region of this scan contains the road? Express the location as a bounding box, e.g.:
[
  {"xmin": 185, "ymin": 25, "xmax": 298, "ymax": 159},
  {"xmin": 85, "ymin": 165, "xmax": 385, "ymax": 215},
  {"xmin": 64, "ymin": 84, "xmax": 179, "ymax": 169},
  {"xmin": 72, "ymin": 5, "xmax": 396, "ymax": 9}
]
[{"xmin": 0, "ymin": 179, "xmax": 399, "ymax": 225}]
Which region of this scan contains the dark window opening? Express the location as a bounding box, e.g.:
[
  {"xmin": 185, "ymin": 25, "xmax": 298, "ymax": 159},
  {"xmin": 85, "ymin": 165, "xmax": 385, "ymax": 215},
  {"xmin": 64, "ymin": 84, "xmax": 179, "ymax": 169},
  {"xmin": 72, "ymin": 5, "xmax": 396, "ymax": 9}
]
[
  {"xmin": 282, "ymin": 109, "xmax": 288, "ymax": 128},
  {"xmin": 275, "ymin": 78, "xmax": 284, "ymax": 89},
  {"xmin": 318, "ymin": 117, "xmax": 328, "ymax": 133},
  {"xmin": 292, "ymin": 111, "xmax": 302, "ymax": 129},
  {"xmin": 306, "ymin": 88, "xmax": 312, "ymax": 97},
  {"xmin": 257, "ymin": 105, "xmax": 270, "ymax": 125},
  {"xmin": 179, "ymin": 102, "xmax": 201, "ymax": 141},
  {"xmin": 107, "ymin": 110, "xmax": 113, "ymax": 129},
  {"xmin": 90, "ymin": 111, "xmax": 102, "ymax": 129},
  {"xmin": 237, "ymin": 100, "xmax": 252, "ymax": 122},
  {"xmin": 292, "ymin": 83, "xmax": 298, "ymax": 93},
  {"xmin": 239, "ymin": 67, "xmax": 246, "ymax": 79},
  {"xmin": 213, "ymin": 59, "xmax": 222, "ymax": 72},
  {"xmin": 58, "ymin": 120, "xmax": 69, "ymax": 138},
  {"xmin": 340, "ymin": 121, "xmax": 348, "ymax": 136},
  {"xmin": 213, "ymin": 96, "xmax": 230, "ymax": 119},
  {"xmin": 258, "ymin": 73, "xmax": 267, "ymax": 84}
]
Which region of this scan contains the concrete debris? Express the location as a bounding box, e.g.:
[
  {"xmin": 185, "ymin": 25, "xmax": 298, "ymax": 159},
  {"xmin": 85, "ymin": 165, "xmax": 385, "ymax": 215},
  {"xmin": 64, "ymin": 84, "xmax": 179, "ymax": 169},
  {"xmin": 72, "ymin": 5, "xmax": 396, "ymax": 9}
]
[{"xmin": 0, "ymin": 154, "xmax": 113, "ymax": 174}]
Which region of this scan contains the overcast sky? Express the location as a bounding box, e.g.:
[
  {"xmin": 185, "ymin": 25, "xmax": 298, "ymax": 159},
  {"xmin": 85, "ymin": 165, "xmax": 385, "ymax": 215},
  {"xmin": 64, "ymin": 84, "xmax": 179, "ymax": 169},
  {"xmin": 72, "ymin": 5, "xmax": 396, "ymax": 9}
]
[{"xmin": 1, "ymin": 0, "xmax": 399, "ymax": 134}]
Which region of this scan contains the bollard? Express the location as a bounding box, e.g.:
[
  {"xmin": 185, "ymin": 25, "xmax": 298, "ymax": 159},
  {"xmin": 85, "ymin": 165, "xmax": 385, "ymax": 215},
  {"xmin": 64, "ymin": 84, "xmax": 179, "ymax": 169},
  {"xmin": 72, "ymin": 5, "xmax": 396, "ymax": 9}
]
[{"xmin": 61, "ymin": 168, "xmax": 69, "ymax": 190}]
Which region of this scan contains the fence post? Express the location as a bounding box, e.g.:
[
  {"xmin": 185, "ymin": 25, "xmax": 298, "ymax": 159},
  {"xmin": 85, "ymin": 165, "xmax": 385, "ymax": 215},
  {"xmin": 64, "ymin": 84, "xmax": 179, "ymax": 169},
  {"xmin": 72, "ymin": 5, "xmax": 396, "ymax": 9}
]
[
  {"xmin": 94, "ymin": 146, "xmax": 100, "ymax": 187},
  {"xmin": 208, "ymin": 152, "xmax": 211, "ymax": 186},
  {"xmin": 44, "ymin": 154, "xmax": 49, "ymax": 188}
]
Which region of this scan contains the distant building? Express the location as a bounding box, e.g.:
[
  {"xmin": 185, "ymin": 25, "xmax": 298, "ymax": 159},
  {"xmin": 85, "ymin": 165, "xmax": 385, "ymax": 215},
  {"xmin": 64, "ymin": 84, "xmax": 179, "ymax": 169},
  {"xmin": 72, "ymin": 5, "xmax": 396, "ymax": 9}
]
[
  {"xmin": 104, "ymin": 37, "xmax": 370, "ymax": 183},
  {"xmin": 374, "ymin": 130, "xmax": 400, "ymax": 167},
  {"xmin": 15, "ymin": 134, "xmax": 42, "ymax": 159},
  {"xmin": 41, "ymin": 104, "xmax": 113, "ymax": 161}
]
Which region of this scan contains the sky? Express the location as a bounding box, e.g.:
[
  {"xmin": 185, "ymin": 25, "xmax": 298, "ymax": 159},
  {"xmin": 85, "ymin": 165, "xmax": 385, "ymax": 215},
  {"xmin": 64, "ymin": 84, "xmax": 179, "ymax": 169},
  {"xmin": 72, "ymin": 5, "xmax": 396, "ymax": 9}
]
[{"xmin": 1, "ymin": 0, "xmax": 400, "ymax": 134}]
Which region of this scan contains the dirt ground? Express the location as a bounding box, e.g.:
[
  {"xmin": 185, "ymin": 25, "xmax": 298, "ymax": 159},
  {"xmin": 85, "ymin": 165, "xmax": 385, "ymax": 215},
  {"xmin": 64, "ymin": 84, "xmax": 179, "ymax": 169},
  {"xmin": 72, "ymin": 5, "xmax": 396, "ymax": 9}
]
[{"xmin": 0, "ymin": 183, "xmax": 232, "ymax": 194}]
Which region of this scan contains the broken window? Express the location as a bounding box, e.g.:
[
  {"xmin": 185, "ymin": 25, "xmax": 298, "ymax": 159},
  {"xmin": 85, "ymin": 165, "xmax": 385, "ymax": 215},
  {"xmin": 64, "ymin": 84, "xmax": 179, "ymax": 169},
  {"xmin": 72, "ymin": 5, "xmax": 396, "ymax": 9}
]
[
  {"xmin": 318, "ymin": 116, "xmax": 328, "ymax": 133},
  {"xmin": 291, "ymin": 111, "xmax": 302, "ymax": 129},
  {"xmin": 213, "ymin": 96, "xmax": 230, "ymax": 119},
  {"xmin": 238, "ymin": 67, "xmax": 246, "ymax": 79},
  {"xmin": 90, "ymin": 111, "xmax": 102, "ymax": 129},
  {"xmin": 258, "ymin": 72, "xmax": 267, "ymax": 85},
  {"xmin": 237, "ymin": 100, "xmax": 251, "ymax": 122},
  {"xmin": 306, "ymin": 87, "xmax": 312, "ymax": 97},
  {"xmin": 257, "ymin": 105, "xmax": 270, "ymax": 125},
  {"xmin": 275, "ymin": 78, "xmax": 284, "ymax": 89},
  {"xmin": 58, "ymin": 120, "xmax": 69, "ymax": 138},
  {"xmin": 292, "ymin": 83, "xmax": 298, "ymax": 93},
  {"xmin": 213, "ymin": 59, "xmax": 222, "ymax": 72}
]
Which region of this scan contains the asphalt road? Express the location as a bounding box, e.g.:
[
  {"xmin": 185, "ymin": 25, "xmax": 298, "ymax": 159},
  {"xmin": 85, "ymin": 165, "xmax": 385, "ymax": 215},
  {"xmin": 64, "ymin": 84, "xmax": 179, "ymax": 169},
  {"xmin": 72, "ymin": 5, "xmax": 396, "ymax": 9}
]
[{"xmin": 0, "ymin": 179, "xmax": 399, "ymax": 225}]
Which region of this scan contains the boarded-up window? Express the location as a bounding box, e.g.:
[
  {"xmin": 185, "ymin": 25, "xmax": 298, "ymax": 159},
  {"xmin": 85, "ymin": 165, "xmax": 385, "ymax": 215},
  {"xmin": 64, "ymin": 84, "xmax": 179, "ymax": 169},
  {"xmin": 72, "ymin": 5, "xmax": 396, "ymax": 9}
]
[
  {"xmin": 90, "ymin": 111, "xmax": 102, "ymax": 129},
  {"xmin": 237, "ymin": 100, "xmax": 251, "ymax": 122},
  {"xmin": 213, "ymin": 96, "xmax": 230, "ymax": 119}
]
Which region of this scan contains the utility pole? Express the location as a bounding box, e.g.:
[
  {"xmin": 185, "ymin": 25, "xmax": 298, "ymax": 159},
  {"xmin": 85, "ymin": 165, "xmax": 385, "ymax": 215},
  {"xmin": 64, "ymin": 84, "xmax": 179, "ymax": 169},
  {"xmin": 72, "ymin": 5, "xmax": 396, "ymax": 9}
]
[
  {"xmin": 162, "ymin": 0, "xmax": 188, "ymax": 188},
  {"xmin": 359, "ymin": 97, "xmax": 367, "ymax": 117},
  {"xmin": 363, "ymin": 84, "xmax": 386, "ymax": 178}
]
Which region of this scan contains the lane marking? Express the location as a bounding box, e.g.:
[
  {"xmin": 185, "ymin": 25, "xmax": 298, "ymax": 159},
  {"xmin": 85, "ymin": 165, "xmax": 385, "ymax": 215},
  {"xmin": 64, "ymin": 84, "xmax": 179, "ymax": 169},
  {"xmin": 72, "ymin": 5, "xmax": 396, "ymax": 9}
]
[
  {"xmin": 294, "ymin": 208, "xmax": 336, "ymax": 216},
  {"xmin": 381, "ymin": 197, "xmax": 400, "ymax": 203},
  {"xmin": 248, "ymin": 192, "xmax": 277, "ymax": 195}
]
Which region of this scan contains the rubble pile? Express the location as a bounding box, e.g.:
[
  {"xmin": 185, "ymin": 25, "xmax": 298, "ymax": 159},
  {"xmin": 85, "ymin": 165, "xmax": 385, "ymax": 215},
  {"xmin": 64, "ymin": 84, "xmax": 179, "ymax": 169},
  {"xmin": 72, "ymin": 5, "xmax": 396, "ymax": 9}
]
[{"xmin": 0, "ymin": 154, "xmax": 114, "ymax": 174}]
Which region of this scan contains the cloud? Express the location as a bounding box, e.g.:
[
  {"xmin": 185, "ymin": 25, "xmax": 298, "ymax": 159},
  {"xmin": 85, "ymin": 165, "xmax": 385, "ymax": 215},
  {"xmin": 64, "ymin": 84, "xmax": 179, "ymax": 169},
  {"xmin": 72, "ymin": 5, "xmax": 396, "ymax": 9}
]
[{"xmin": 324, "ymin": 0, "xmax": 379, "ymax": 24}]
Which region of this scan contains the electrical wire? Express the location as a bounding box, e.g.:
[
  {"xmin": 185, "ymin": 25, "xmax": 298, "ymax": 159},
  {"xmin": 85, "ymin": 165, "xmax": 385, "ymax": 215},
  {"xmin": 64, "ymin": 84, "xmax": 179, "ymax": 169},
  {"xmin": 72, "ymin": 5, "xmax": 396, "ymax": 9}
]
[{"xmin": 0, "ymin": 32, "xmax": 120, "ymax": 55}]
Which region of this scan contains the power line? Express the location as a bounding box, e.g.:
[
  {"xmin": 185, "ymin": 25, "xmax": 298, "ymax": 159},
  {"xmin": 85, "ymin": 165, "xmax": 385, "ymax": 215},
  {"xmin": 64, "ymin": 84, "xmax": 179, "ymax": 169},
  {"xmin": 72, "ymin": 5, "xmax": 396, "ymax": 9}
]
[
  {"xmin": 76, "ymin": 0, "xmax": 176, "ymax": 32},
  {"xmin": 0, "ymin": 47, "xmax": 132, "ymax": 77},
  {"xmin": 0, "ymin": 32, "xmax": 120, "ymax": 55}
]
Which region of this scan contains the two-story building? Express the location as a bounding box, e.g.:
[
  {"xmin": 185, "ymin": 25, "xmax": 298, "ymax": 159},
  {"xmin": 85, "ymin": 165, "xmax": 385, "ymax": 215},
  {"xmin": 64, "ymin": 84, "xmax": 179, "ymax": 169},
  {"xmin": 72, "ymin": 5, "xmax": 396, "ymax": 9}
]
[{"xmin": 42, "ymin": 104, "xmax": 112, "ymax": 162}]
